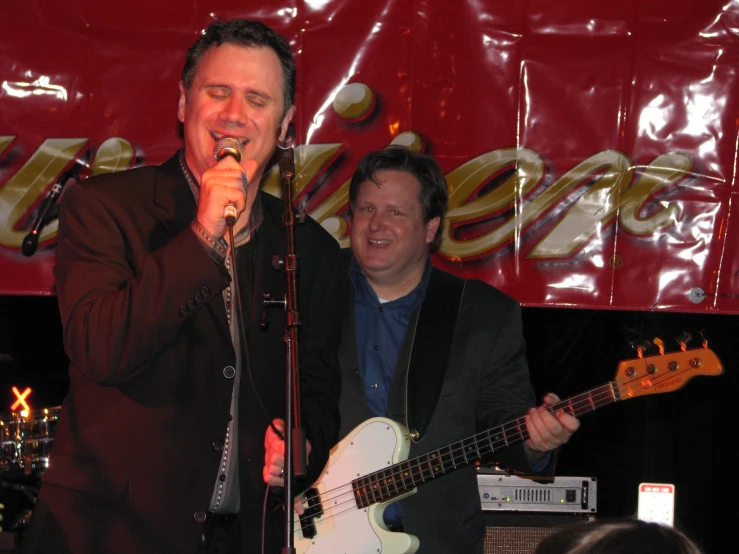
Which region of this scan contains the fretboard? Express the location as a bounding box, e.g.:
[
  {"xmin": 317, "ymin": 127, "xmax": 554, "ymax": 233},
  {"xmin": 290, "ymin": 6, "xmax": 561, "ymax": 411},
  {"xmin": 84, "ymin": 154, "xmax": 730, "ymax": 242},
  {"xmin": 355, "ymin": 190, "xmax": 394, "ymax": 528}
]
[{"xmin": 351, "ymin": 380, "xmax": 620, "ymax": 508}]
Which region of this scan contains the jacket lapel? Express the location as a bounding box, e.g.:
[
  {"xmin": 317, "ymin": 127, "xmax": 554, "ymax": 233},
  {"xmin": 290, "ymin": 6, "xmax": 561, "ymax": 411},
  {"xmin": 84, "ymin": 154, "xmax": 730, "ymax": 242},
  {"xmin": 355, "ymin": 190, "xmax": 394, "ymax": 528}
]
[
  {"xmin": 337, "ymin": 249, "xmax": 372, "ymax": 437},
  {"xmin": 405, "ymin": 268, "xmax": 466, "ymax": 441},
  {"xmin": 152, "ymin": 153, "xmax": 197, "ymax": 238}
]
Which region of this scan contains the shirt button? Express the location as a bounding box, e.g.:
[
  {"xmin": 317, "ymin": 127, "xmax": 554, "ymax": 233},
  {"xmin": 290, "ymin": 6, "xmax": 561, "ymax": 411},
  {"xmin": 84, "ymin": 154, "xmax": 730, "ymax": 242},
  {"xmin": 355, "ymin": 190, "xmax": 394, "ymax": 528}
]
[
  {"xmin": 188, "ymin": 299, "xmax": 196, "ymax": 309},
  {"xmin": 371, "ymin": 383, "xmax": 378, "ymax": 389},
  {"xmin": 194, "ymin": 510, "xmax": 207, "ymax": 523},
  {"xmin": 223, "ymin": 366, "xmax": 236, "ymax": 378},
  {"xmin": 195, "ymin": 292, "xmax": 203, "ymax": 302},
  {"xmin": 378, "ymin": 307, "xmax": 384, "ymax": 312},
  {"xmin": 202, "ymin": 287, "xmax": 210, "ymax": 297},
  {"xmin": 219, "ymin": 474, "xmax": 226, "ymax": 482},
  {"xmin": 374, "ymin": 345, "xmax": 379, "ymax": 351},
  {"xmin": 212, "ymin": 440, "xmax": 224, "ymax": 451},
  {"xmin": 180, "ymin": 305, "xmax": 189, "ymax": 315}
]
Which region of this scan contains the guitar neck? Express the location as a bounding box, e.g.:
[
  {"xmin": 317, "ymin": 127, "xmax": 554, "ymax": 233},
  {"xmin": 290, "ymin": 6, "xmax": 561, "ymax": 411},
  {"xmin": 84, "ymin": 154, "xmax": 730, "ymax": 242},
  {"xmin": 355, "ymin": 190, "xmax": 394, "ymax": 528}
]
[{"xmin": 352, "ymin": 381, "xmax": 620, "ymax": 507}]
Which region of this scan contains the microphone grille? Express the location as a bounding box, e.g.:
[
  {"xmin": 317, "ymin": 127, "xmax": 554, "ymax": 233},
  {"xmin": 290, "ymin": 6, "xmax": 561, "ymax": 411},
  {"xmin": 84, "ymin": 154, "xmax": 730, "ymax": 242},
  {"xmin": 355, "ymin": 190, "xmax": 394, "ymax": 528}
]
[{"xmin": 213, "ymin": 137, "xmax": 245, "ymax": 162}]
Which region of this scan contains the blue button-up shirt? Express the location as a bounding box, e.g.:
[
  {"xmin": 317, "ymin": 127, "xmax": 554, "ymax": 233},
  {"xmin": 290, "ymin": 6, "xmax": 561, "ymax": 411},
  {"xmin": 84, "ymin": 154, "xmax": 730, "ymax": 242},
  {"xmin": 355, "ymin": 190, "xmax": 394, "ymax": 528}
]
[{"xmin": 350, "ymin": 258, "xmax": 432, "ymax": 418}]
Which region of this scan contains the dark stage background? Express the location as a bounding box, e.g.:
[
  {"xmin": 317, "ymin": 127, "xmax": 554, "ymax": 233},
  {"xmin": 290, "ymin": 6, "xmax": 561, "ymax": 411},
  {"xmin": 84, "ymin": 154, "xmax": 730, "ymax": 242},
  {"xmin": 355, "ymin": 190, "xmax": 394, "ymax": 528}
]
[{"xmin": 0, "ymin": 295, "xmax": 734, "ymax": 552}]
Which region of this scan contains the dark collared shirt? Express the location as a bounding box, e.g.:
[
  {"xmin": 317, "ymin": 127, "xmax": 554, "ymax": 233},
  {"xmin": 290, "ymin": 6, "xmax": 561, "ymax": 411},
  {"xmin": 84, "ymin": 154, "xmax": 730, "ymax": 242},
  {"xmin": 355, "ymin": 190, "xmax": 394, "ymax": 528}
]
[{"xmin": 349, "ymin": 258, "xmax": 432, "ymax": 418}]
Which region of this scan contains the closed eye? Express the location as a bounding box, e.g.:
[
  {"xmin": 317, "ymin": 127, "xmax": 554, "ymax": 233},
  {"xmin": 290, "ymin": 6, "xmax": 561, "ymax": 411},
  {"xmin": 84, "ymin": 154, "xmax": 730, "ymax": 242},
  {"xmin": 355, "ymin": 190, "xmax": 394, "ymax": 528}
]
[
  {"xmin": 205, "ymin": 86, "xmax": 230, "ymax": 100},
  {"xmin": 247, "ymin": 94, "xmax": 268, "ymax": 108}
]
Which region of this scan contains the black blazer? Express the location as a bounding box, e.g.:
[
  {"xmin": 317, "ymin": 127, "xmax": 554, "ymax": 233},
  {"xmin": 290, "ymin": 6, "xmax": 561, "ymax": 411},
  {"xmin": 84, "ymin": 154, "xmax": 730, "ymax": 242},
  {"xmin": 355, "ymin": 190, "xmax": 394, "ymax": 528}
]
[
  {"xmin": 338, "ymin": 250, "xmax": 545, "ymax": 554},
  {"xmin": 21, "ymin": 153, "xmax": 342, "ymax": 554}
]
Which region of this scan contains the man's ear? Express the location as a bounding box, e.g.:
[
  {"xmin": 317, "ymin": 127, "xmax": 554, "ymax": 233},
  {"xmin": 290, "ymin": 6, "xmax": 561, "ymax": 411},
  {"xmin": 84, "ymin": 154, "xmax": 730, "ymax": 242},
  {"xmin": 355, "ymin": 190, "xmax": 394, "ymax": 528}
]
[
  {"xmin": 426, "ymin": 216, "xmax": 441, "ymax": 244},
  {"xmin": 177, "ymin": 82, "xmax": 187, "ymax": 124},
  {"xmin": 278, "ymin": 105, "xmax": 297, "ymax": 142}
]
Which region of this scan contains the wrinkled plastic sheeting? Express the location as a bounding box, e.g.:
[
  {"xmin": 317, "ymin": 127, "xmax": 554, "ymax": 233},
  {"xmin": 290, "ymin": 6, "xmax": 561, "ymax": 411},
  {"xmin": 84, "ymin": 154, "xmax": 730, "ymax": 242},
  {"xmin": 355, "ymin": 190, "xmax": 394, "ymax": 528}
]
[{"xmin": 0, "ymin": 0, "xmax": 738, "ymax": 313}]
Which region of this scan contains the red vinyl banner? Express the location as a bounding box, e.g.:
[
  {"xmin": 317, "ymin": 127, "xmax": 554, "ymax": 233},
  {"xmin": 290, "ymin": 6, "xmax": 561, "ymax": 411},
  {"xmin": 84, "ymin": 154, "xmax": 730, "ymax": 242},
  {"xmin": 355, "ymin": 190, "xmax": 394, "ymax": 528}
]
[{"xmin": 1, "ymin": 0, "xmax": 738, "ymax": 313}]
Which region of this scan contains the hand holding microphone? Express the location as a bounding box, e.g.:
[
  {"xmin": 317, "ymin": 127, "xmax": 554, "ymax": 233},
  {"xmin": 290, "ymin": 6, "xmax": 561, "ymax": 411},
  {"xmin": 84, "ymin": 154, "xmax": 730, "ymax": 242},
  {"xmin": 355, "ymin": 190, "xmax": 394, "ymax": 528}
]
[{"xmin": 196, "ymin": 137, "xmax": 258, "ymax": 238}]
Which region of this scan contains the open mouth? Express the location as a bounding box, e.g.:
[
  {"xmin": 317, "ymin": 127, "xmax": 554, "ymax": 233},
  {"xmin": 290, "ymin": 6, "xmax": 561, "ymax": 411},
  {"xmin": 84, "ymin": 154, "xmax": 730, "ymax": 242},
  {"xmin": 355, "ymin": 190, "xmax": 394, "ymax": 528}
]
[
  {"xmin": 369, "ymin": 239, "xmax": 391, "ymax": 246},
  {"xmin": 211, "ymin": 132, "xmax": 248, "ymax": 146}
]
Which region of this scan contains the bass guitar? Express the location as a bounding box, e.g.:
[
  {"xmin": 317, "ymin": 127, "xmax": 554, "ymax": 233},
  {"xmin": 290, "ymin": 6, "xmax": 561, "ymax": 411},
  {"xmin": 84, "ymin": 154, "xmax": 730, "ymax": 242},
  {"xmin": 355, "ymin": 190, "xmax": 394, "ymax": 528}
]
[{"xmin": 294, "ymin": 346, "xmax": 723, "ymax": 554}]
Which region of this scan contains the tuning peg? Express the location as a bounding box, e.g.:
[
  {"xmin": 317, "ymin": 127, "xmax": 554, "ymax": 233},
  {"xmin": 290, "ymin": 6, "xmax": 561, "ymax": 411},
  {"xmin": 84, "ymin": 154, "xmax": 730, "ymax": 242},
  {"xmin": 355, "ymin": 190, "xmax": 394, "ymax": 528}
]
[
  {"xmin": 674, "ymin": 331, "xmax": 692, "ymax": 352},
  {"xmin": 629, "ymin": 339, "xmax": 651, "ymax": 358},
  {"xmin": 698, "ymin": 328, "xmax": 709, "ymax": 348},
  {"xmin": 652, "ymin": 337, "xmax": 665, "ymax": 356}
]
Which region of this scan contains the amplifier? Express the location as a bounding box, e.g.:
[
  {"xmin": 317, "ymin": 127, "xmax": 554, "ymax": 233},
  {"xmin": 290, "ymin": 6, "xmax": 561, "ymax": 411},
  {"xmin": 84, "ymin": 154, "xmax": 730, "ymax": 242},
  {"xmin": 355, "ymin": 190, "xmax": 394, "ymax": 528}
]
[
  {"xmin": 481, "ymin": 512, "xmax": 593, "ymax": 554},
  {"xmin": 477, "ymin": 471, "xmax": 597, "ymax": 514}
]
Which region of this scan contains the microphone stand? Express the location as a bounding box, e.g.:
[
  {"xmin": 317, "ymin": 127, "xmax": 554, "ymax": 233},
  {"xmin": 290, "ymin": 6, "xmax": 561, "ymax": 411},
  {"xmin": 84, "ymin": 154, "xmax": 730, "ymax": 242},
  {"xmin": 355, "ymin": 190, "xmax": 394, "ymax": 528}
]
[
  {"xmin": 22, "ymin": 162, "xmax": 84, "ymax": 257},
  {"xmin": 274, "ymin": 141, "xmax": 305, "ymax": 554},
  {"xmin": 21, "ymin": 175, "xmax": 70, "ymax": 257}
]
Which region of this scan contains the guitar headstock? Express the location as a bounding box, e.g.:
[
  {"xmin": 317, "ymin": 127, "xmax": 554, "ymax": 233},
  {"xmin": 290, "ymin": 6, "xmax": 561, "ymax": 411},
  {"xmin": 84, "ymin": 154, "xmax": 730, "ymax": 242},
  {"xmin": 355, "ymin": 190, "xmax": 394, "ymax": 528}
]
[{"xmin": 613, "ymin": 346, "xmax": 723, "ymax": 399}]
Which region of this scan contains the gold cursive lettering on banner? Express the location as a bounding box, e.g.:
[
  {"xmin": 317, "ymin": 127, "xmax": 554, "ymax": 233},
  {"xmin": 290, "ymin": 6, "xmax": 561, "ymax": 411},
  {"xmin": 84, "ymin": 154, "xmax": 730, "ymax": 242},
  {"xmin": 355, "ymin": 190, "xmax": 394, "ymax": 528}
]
[
  {"xmin": 91, "ymin": 138, "xmax": 136, "ymax": 177},
  {"xmin": 0, "ymin": 136, "xmax": 689, "ymax": 258},
  {"xmin": 618, "ymin": 152, "xmax": 688, "ymax": 235},
  {"xmin": 527, "ymin": 150, "xmax": 632, "ymax": 258},
  {"xmin": 528, "ymin": 151, "xmax": 688, "ymax": 258},
  {"xmin": 439, "ymin": 147, "xmax": 544, "ymax": 259}
]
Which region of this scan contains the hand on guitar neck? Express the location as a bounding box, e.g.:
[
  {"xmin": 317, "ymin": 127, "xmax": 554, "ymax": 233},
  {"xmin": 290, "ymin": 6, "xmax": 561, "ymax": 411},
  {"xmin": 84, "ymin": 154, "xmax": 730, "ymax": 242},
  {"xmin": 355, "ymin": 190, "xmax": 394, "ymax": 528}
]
[{"xmin": 524, "ymin": 392, "xmax": 581, "ymax": 461}]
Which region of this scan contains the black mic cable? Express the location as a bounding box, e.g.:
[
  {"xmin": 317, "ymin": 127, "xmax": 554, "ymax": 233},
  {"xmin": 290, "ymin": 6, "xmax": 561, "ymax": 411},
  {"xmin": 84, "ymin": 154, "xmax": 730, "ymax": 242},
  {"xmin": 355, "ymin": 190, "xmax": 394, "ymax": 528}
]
[
  {"xmin": 213, "ymin": 139, "xmax": 281, "ymax": 553},
  {"xmin": 212, "ymin": 136, "xmax": 285, "ymax": 441}
]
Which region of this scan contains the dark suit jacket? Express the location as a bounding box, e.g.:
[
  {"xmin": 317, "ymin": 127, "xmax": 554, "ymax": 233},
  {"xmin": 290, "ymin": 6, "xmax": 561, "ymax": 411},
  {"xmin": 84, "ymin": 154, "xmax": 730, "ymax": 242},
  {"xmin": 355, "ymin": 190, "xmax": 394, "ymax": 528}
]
[
  {"xmin": 338, "ymin": 251, "xmax": 545, "ymax": 554},
  {"xmin": 21, "ymin": 153, "xmax": 341, "ymax": 554}
]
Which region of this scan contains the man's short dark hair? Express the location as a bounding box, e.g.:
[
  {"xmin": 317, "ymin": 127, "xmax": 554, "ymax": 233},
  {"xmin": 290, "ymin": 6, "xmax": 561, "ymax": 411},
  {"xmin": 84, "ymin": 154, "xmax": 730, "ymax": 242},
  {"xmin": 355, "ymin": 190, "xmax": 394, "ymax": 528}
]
[
  {"xmin": 349, "ymin": 146, "xmax": 449, "ymax": 248},
  {"xmin": 181, "ymin": 20, "xmax": 295, "ymax": 118}
]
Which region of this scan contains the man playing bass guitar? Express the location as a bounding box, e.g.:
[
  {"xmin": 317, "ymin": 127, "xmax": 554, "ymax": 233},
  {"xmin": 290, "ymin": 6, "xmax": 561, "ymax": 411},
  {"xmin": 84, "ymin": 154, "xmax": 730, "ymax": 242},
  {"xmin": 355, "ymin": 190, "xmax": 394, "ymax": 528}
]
[{"xmin": 265, "ymin": 145, "xmax": 580, "ymax": 553}]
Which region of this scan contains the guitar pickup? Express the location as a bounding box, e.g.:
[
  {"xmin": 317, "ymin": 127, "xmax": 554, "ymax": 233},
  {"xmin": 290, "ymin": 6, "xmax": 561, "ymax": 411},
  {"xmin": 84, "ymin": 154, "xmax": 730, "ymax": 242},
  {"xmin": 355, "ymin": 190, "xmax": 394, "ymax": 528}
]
[{"xmin": 298, "ymin": 487, "xmax": 324, "ymax": 539}]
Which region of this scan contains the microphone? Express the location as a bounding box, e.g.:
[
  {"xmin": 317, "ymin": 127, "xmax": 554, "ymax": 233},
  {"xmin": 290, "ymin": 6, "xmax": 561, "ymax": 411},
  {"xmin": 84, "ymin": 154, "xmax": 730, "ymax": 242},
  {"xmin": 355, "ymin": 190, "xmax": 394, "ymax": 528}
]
[
  {"xmin": 213, "ymin": 137, "xmax": 246, "ymax": 226},
  {"xmin": 22, "ymin": 180, "xmax": 65, "ymax": 257}
]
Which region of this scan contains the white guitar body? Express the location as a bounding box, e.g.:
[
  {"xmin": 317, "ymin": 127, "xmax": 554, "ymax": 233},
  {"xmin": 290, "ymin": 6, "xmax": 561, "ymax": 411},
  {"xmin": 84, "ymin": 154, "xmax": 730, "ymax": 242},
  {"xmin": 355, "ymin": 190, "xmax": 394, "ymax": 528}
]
[{"xmin": 295, "ymin": 417, "xmax": 420, "ymax": 554}]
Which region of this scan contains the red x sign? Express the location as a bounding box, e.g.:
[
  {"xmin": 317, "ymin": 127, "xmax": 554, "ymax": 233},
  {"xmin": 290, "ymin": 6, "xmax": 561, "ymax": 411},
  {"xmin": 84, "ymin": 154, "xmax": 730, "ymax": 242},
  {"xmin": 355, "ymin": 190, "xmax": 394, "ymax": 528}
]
[{"xmin": 11, "ymin": 386, "xmax": 32, "ymax": 412}]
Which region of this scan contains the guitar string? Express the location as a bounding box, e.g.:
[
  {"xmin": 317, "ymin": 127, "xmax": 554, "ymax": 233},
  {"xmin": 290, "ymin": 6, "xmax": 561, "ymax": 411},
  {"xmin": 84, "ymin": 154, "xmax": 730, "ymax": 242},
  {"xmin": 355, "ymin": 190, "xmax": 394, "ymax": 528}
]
[{"xmin": 292, "ymin": 382, "xmax": 620, "ymax": 533}]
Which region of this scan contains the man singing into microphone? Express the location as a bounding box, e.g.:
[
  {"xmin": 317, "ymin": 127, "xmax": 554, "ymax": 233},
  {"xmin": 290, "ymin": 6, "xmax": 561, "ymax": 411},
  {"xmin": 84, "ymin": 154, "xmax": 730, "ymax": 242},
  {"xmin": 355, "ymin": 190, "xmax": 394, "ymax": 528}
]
[{"xmin": 21, "ymin": 19, "xmax": 341, "ymax": 554}]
